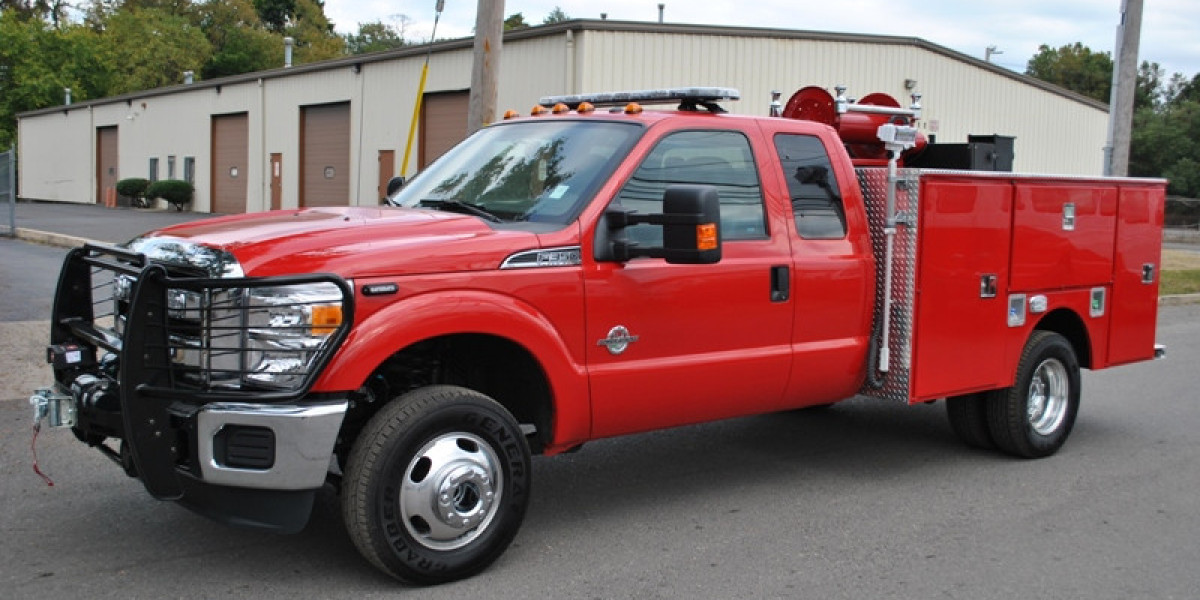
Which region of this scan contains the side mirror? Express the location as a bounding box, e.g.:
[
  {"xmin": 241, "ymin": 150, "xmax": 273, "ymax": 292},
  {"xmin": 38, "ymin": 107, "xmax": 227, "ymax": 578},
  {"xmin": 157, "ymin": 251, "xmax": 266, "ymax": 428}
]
[
  {"xmin": 600, "ymin": 184, "xmax": 722, "ymax": 264},
  {"xmin": 385, "ymin": 176, "xmax": 406, "ymax": 197}
]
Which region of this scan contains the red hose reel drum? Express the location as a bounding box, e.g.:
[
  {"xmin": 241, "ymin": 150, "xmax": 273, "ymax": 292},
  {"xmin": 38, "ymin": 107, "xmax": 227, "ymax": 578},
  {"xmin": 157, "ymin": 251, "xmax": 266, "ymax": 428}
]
[{"xmin": 782, "ymin": 86, "xmax": 927, "ymax": 162}]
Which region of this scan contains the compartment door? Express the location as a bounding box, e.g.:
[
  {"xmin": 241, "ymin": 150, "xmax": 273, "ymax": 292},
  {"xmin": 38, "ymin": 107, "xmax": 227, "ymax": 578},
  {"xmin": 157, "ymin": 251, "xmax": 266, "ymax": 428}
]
[
  {"xmin": 911, "ymin": 177, "xmax": 1014, "ymax": 400},
  {"xmin": 1106, "ymin": 185, "xmax": 1165, "ymax": 366}
]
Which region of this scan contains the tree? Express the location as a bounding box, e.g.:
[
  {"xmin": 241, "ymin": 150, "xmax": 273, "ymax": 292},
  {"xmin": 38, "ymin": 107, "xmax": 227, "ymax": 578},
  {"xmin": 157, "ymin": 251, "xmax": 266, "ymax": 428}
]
[
  {"xmin": 344, "ymin": 19, "xmax": 407, "ymax": 55},
  {"xmin": 100, "ymin": 7, "xmax": 212, "ymax": 93},
  {"xmin": 284, "ymin": 0, "xmax": 343, "ymax": 64},
  {"xmin": 253, "ymin": 0, "xmax": 293, "ymax": 32},
  {"xmin": 1, "ymin": 0, "xmax": 70, "ymax": 25},
  {"xmin": 201, "ymin": 0, "xmax": 279, "ymax": 78},
  {"xmin": 1165, "ymin": 73, "xmax": 1200, "ymax": 106},
  {"xmin": 203, "ymin": 24, "xmax": 280, "ymax": 77},
  {"xmin": 1130, "ymin": 100, "xmax": 1200, "ymax": 197},
  {"xmin": 1136, "ymin": 61, "xmax": 1163, "ymax": 110},
  {"xmin": 542, "ymin": 6, "xmax": 568, "ymax": 24},
  {"xmin": 0, "ymin": 14, "xmax": 113, "ymax": 148},
  {"xmin": 1025, "ymin": 43, "xmax": 1114, "ymax": 103},
  {"xmin": 503, "ymin": 12, "xmax": 527, "ymax": 30}
]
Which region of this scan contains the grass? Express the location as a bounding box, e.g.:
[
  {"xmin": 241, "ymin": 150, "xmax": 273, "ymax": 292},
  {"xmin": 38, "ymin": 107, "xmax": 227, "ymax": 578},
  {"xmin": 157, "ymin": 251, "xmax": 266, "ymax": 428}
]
[{"xmin": 1160, "ymin": 249, "xmax": 1200, "ymax": 296}]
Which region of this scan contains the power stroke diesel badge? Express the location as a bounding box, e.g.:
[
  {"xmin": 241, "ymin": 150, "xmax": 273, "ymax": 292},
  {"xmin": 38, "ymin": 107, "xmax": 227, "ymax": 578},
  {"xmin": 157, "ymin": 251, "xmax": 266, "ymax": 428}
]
[{"xmin": 597, "ymin": 326, "xmax": 639, "ymax": 356}]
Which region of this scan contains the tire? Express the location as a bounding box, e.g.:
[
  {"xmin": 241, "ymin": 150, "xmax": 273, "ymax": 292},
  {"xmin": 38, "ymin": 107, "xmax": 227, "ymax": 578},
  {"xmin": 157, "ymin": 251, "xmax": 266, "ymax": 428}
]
[
  {"xmin": 342, "ymin": 385, "xmax": 532, "ymax": 584},
  {"xmin": 986, "ymin": 331, "xmax": 1080, "ymax": 458},
  {"xmin": 946, "ymin": 392, "xmax": 994, "ymax": 449}
]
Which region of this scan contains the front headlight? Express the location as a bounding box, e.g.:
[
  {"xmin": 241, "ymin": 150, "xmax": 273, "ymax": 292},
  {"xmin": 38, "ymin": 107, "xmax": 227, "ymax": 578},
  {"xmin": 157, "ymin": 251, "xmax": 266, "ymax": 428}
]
[{"xmin": 243, "ymin": 282, "xmax": 347, "ymax": 389}]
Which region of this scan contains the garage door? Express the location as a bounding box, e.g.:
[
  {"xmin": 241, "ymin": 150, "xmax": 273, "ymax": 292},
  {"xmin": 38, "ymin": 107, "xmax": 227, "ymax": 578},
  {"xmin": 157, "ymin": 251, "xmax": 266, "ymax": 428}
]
[
  {"xmin": 211, "ymin": 113, "xmax": 249, "ymax": 214},
  {"xmin": 301, "ymin": 102, "xmax": 350, "ymax": 208},
  {"xmin": 420, "ymin": 91, "xmax": 469, "ymax": 169},
  {"xmin": 96, "ymin": 126, "xmax": 118, "ymax": 205}
]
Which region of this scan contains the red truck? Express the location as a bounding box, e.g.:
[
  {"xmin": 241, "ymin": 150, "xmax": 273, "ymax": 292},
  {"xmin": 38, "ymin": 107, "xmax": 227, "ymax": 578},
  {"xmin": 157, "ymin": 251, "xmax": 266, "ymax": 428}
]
[{"xmin": 31, "ymin": 86, "xmax": 1165, "ymax": 584}]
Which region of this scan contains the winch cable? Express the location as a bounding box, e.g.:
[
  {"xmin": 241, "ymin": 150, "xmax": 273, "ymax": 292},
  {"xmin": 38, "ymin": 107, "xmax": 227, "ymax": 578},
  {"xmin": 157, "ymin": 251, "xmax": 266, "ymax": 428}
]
[{"xmin": 31, "ymin": 423, "xmax": 55, "ymax": 487}]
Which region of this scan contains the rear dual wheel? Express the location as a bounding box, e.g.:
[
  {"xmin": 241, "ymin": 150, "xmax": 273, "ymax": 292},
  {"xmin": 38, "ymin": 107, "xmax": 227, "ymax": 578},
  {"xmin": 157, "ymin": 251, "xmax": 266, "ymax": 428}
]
[
  {"xmin": 342, "ymin": 385, "xmax": 531, "ymax": 584},
  {"xmin": 946, "ymin": 331, "xmax": 1080, "ymax": 458}
]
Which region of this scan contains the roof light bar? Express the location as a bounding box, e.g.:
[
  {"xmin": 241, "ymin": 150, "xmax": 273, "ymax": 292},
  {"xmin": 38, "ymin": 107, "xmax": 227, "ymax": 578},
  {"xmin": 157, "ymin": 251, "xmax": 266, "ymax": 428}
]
[{"xmin": 539, "ymin": 87, "xmax": 740, "ymax": 108}]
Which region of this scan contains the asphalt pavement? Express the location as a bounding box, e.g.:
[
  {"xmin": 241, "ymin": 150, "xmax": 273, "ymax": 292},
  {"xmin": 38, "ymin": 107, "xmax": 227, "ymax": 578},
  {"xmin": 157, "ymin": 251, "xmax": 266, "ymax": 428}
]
[
  {"xmin": 1, "ymin": 305, "xmax": 1198, "ymax": 599},
  {"xmin": 8, "ymin": 199, "xmax": 214, "ymax": 246}
]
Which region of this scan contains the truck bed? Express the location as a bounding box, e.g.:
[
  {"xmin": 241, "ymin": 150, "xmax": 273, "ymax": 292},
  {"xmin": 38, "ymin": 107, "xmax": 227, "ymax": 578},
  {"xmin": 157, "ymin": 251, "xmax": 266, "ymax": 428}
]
[{"xmin": 856, "ymin": 168, "xmax": 1165, "ymax": 403}]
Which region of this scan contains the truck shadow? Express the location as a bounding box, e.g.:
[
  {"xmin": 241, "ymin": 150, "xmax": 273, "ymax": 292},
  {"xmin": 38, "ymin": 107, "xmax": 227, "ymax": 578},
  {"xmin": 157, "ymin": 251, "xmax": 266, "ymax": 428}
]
[{"xmin": 7, "ymin": 395, "xmax": 1117, "ymax": 594}]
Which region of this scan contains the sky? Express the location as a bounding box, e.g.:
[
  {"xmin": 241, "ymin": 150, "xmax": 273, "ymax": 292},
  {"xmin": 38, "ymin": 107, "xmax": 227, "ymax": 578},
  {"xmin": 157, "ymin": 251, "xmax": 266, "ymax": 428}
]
[{"xmin": 323, "ymin": 0, "xmax": 1200, "ymax": 82}]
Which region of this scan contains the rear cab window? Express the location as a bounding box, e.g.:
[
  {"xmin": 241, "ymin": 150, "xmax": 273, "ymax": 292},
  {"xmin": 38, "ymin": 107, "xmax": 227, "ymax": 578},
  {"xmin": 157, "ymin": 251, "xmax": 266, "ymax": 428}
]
[{"xmin": 773, "ymin": 133, "xmax": 847, "ymax": 239}]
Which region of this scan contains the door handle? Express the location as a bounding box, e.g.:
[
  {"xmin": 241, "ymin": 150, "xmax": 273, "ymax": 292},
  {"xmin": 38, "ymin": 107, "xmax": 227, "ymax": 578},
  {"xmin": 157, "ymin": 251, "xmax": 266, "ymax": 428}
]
[{"xmin": 770, "ymin": 265, "xmax": 790, "ymax": 303}]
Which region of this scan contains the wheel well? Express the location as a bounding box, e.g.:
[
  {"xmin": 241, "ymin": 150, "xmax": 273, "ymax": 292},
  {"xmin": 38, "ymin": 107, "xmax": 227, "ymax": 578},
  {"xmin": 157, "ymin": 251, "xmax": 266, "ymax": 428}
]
[
  {"xmin": 338, "ymin": 334, "xmax": 554, "ymax": 460},
  {"xmin": 1034, "ymin": 309, "xmax": 1092, "ymax": 368}
]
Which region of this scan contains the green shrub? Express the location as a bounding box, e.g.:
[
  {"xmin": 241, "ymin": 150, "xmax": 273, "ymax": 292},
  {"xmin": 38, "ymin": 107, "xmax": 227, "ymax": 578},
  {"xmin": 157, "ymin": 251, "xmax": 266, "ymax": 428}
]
[
  {"xmin": 146, "ymin": 179, "xmax": 194, "ymax": 211},
  {"xmin": 116, "ymin": 178, "xmax": 151, "ymax": 207},
  {"xmin": 116, "ymin": 177, "xmax": 150, "ymax": 198}
]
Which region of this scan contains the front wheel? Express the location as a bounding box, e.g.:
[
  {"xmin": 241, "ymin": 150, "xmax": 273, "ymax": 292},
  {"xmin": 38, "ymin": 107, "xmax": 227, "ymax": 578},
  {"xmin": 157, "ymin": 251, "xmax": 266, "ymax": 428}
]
[
  {"xmin": 987, "ymin": 331, "xmax": 1081, "ymax": 458},
  {"xmin": 342, "ymin": 385, "xmax": 532, "ymax": 584}
]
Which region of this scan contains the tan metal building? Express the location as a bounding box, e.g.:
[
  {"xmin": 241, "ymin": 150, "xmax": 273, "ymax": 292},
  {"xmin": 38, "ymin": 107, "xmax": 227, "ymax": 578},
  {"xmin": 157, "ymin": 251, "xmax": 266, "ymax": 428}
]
[{"xmin": 17, "ymin": 20, "xmax": 1110, "ymax": 213}]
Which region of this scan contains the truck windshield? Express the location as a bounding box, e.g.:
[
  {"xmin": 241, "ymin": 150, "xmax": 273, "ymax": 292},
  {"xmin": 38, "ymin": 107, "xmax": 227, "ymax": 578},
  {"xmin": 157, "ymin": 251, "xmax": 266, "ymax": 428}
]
[{"xmin": 390, "ymin": 120, "xmax": 641, "ymax": 225}]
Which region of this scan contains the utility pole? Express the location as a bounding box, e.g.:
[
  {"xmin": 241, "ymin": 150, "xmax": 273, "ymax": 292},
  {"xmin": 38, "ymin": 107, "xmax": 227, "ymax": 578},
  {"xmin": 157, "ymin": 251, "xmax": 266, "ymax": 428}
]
[
  {"xmin": 1104, "ymin": 0, "xmax": 1143, "ymax": 176},
  {"xmin": 468, "ymin": 0, "xmax": 505, "ymax": 135}
]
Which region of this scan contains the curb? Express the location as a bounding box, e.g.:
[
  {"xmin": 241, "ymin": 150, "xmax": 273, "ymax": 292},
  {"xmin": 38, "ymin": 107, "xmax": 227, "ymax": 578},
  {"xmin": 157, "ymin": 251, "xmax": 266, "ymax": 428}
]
[
  {"xmin": 15, "ymin": 227, "xmax": 94, "ymax": 249},
  {"xmin": 12, "ymin": 227, "xmax": 1200, "ymax": 306},
  {"xmin": 1160, "ymin": 293, "xmax": 1200, "ymax": 306}
]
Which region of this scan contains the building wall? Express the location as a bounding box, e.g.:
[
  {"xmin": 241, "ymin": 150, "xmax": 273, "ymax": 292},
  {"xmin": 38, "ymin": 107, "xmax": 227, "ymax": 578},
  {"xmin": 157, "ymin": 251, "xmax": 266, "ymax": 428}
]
[
  {"xmin": 18, "ymin": 108, "xmax": 92, "ymax": 203},
  {"xmin": 577, "ymin": 30, "xmax": 1108, "ymax": 175},
  {"xmin": 16, "ymin": 23, "xmax": 1109, "ymax": 210}
]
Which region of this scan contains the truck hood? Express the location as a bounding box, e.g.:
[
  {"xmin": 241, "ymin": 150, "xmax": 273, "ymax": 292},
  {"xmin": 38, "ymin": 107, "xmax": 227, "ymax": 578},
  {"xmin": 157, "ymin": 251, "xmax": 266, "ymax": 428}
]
[{"xmin": 127, "ymin": 207, "xmax": 545, "ymax": 278}]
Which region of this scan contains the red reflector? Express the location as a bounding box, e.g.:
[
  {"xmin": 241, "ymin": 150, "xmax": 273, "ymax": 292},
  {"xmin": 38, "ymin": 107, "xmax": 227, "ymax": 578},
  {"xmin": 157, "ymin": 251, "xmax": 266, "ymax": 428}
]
[{"xmin": 697, "ymin": 223, "xmax": 718, "ymax": 250}]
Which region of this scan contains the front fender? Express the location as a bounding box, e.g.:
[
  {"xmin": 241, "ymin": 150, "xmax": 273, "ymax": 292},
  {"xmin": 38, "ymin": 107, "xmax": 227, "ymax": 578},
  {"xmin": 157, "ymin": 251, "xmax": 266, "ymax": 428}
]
[{"xmin": 312, "ymin": 289, "xmax": 590, "ymax": 450}]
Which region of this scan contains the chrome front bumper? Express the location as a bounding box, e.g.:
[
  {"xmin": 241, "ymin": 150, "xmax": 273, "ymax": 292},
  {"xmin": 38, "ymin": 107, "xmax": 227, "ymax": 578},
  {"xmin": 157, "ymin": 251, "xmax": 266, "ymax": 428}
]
[
  {"xmin": 31, "ymin": 385, "xmax": 346, "ymax": 492},
  {"xmin": 195, "ymin": 401, "xmax": 347, "ymax": 490}
]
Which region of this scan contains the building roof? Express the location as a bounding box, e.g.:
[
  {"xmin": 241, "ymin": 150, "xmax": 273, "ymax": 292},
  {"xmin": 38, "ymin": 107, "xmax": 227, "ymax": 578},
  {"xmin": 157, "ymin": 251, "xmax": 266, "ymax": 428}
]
[{"xmin": 18, "ymin": 19, "xmax": 1108, "ymax": 119}]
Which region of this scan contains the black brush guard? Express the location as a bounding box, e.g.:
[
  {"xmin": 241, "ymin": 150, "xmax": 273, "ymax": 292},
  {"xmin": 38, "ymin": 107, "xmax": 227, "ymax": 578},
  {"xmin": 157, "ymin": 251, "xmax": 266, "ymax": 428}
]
[{"xmin": 50, "ymin": 243, "xmax": 354, "ymax": 500}]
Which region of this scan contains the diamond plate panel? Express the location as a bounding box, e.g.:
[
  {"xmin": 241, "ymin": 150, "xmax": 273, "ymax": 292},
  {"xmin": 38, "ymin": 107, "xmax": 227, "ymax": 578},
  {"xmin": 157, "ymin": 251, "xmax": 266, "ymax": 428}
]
[{"xmin": 856, "ymin": 167, "xmax": 921, "ymax": 403}]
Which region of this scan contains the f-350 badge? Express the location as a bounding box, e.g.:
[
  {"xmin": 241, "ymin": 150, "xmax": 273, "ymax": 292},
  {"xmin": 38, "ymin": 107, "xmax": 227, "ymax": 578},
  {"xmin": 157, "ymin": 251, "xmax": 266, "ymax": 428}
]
[{"xmin": 598, "ymin": 325, "xmax": 639, "ymax": 355}]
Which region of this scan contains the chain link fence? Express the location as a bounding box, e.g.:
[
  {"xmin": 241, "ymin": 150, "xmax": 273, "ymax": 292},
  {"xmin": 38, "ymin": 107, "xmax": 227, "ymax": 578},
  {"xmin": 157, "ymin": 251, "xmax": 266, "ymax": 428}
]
[
  {"xmin": 1, "ymin": 146, "xmax": 15, "ymax": 237},
  {"xmin": 1166, "ymin": 196, "xmax": 1199, "ymax": 230}
]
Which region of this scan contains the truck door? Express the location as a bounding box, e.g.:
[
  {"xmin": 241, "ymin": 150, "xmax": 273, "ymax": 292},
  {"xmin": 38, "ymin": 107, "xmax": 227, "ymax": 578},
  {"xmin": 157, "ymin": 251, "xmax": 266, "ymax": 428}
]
[
  {"xmin": 769, "ymin": 132, "xmax": 875, "ymax": 405},
  {"xmin": 584, "ymin": 129, "xmax": 794, "ymax": 438}
]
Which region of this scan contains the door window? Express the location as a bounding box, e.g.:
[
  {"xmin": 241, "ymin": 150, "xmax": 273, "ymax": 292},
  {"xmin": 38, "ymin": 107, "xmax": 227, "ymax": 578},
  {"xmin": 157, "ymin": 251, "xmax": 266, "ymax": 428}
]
[{"xmin": 614, "ymin": 130, "xmax": 766, "ymax": 243}]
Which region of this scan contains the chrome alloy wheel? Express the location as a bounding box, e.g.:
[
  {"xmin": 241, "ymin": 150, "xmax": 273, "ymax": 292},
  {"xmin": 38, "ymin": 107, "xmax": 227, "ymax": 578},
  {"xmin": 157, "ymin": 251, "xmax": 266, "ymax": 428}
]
[
  {"xmin": 400, "ymin": 432, "xmax": 503, "ymax": 551},
  {"xmin": 1026, "ymin": 358, "xmax": 1069, "ymax": 436}
]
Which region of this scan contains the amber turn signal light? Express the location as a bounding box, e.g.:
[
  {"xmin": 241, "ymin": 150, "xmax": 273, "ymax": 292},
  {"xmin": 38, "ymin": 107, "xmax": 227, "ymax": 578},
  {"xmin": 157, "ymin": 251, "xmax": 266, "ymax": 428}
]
[{"xmin": 696, "ymin": 223, "xmax": 718, "ymax": 251}]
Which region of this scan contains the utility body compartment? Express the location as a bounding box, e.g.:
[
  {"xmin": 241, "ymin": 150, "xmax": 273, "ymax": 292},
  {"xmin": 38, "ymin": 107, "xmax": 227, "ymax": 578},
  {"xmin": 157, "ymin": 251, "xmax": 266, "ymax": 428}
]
[{"xmin": 858, "ymin": 169, "xmax": 1165, "ymax": 404}]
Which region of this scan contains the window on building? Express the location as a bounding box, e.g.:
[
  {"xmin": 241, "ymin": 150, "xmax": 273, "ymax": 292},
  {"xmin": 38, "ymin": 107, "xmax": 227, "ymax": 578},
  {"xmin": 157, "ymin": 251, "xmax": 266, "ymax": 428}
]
[
  {"xmin": 149, "ymin": 158, "xmax": 159, "ymax": 182},
  {"xmin": 773, "ymin": 134, "xmax": 846, "ymax": 239},
  {"xmin": 183, "ymin": 157, "xmax": 195, "ymax": 184},
  {"xmin": 167, "ymin": 155, "xmax": 176, "ymax": 180},
  {"xmin": 614, "ymin": 130, "xmax": 766, "ymax": 244}
]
